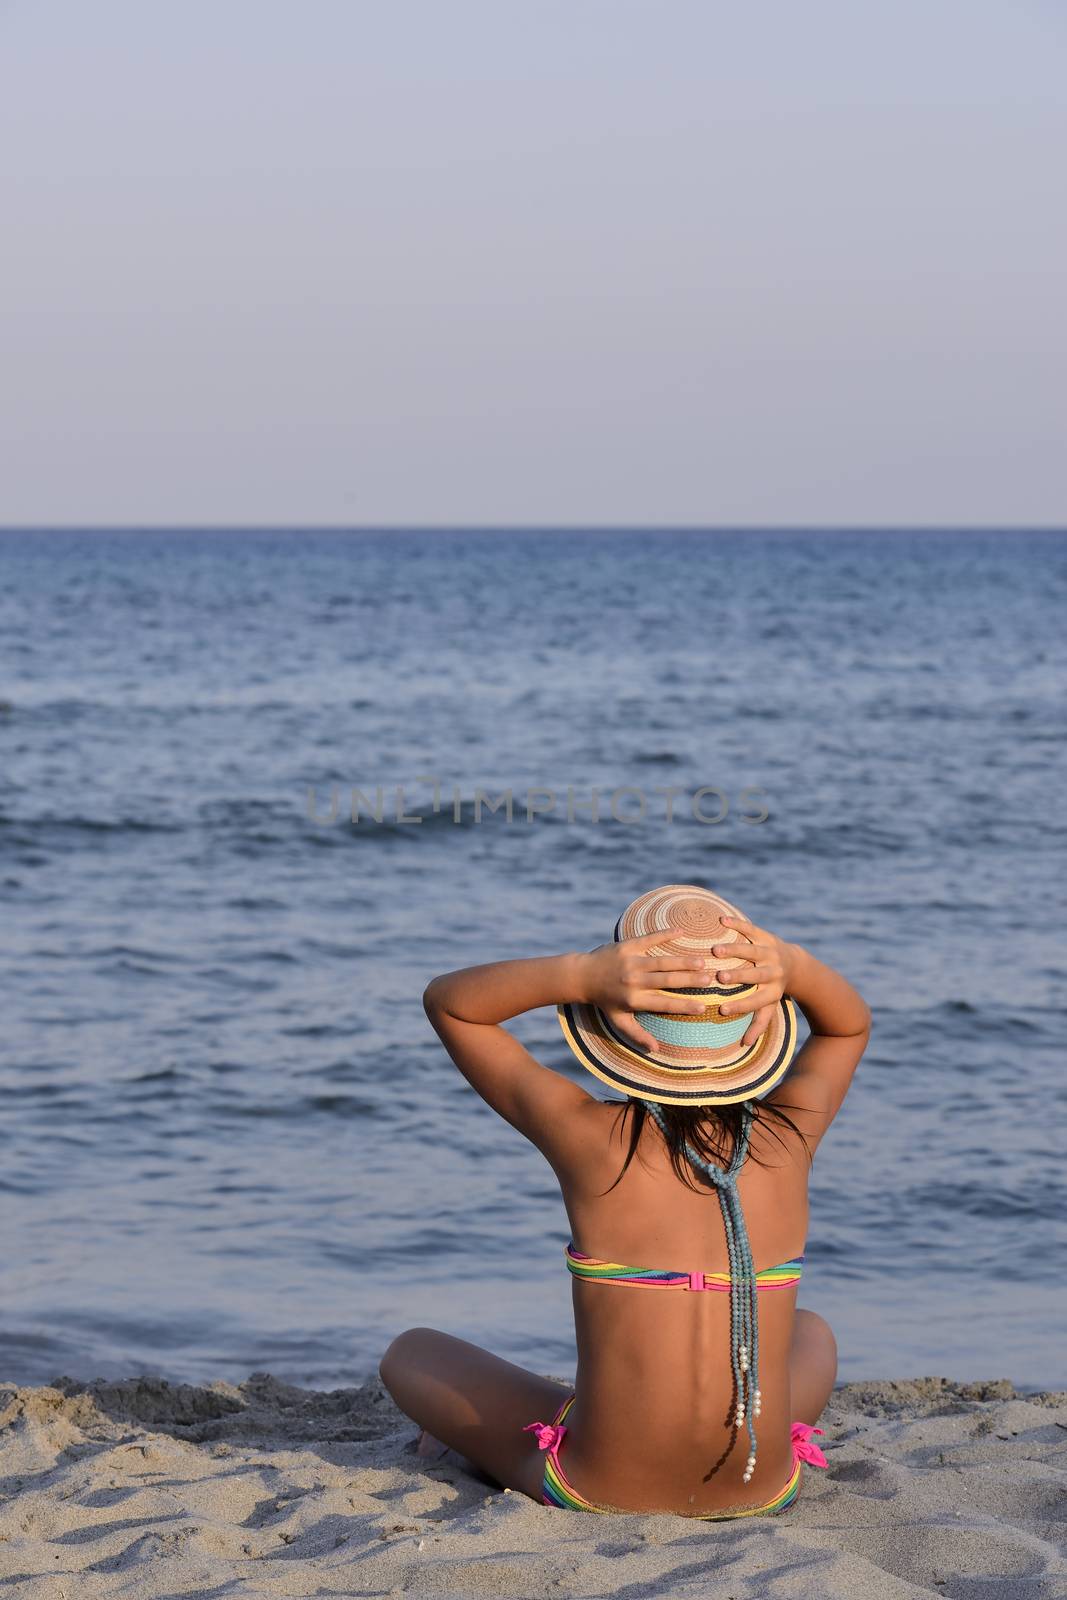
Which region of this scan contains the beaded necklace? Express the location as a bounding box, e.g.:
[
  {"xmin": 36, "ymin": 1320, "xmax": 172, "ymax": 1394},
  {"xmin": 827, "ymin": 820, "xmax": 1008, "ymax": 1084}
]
[{"xmin": 642, "ymin": 1098, "xmax": 763, "ymax": 1482}]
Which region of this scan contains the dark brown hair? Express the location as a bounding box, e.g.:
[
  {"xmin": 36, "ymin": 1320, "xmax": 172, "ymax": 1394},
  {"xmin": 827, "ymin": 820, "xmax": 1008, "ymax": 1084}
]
[{"xmin": 599, "ymin": 1093, "xmax": 813, "ymax": 1195}]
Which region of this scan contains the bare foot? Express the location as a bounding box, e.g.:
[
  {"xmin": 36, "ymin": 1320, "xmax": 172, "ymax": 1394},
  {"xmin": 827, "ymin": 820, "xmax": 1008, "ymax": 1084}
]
[
  {"xmin": 414, "ymin": 1430, "xmax": 503, "ymax": 1489},
  {"xmin": 415, "ymin": 1428, "xmax": 450, "ymax": 1461}
]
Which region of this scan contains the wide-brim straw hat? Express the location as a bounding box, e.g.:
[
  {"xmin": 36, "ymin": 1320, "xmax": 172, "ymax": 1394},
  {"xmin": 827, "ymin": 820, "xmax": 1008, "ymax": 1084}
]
[{"xmin": 557, "ymin": 883, "xmax": 798, "ymax": 1106}]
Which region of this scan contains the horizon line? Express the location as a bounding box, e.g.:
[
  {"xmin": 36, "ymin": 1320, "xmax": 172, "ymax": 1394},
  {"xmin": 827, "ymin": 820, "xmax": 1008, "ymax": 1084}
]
[{"xmin": 2, "ymin": 523, "xmax": 1066, "ymax": 535}]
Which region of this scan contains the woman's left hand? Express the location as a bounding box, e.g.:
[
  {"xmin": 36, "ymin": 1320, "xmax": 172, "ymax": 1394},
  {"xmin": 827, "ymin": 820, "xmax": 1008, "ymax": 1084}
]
[{"xmin": 712, "ymin": 915, "xmax": 794, "ymax": 1047}]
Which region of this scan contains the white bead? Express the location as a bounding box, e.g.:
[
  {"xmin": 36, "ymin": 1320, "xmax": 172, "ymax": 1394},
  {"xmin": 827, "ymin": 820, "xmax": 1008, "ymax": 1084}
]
[{"xmin": 742, "ymin": 1470, "xmax": 752, "ymax": 1482}]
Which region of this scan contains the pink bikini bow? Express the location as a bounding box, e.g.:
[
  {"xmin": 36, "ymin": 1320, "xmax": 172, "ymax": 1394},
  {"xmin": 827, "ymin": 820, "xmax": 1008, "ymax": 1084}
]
[
  {"xmin": 790, "ymin": 1422, "xmax": 828, "ymax": 1468},
  {"xmin": 523, "ymin": 1420, "xmax": 567, "ymax": 1453}
]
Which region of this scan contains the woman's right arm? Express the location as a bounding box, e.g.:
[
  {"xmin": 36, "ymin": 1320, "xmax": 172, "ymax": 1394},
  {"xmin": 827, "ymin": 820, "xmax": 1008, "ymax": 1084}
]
[
  {"xmin": 711, "ymin": 916, "xmax": 871, "ymax": 1149},
  {"xmin": 783, "ymin": 942, "xmax": 871, "ymax": 1039},
  {"xmin": 767, "ymin": 942, "xmax": 871, "ymax": 1148}
]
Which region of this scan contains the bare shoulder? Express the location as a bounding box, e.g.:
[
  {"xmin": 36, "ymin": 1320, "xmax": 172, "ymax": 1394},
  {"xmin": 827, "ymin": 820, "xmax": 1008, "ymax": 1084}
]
[{"xmin": 546, "ymin": 1096, "xmax": 632, "ymax": 1187}]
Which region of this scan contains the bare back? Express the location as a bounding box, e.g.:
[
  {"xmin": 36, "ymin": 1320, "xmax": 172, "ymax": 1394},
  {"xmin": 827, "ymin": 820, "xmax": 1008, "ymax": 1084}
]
[{"xmin": 552, "ymin": 1099, "xmax": 811, "ymax": 1515}]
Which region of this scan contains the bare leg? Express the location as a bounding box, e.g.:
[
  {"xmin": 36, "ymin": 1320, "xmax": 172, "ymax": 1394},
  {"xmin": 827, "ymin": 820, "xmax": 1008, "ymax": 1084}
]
[
  {"xmin": 380, "ymin": 1327, "xmax": 572, "ymax": 1502},
  {"xmin": 789, "ymin": 1308, "xmax": 838, "ymax": 1426}
]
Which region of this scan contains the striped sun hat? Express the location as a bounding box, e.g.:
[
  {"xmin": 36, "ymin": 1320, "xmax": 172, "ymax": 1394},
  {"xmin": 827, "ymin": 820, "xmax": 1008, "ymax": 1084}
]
[{"xmin": 557, "ymin": 883, "xmax": 798, "ymax": 1106}]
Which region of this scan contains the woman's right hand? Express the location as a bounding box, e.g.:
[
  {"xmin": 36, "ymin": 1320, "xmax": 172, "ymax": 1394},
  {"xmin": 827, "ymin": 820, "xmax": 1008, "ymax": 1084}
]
[{"xmin": 578, "ymin": 934, "xmax": 709, "ymax": 1053}]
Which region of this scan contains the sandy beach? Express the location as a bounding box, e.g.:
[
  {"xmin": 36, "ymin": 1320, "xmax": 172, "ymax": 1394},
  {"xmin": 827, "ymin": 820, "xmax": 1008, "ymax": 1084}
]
[{"xmin": 1, "ymin": 1370, "xmax": 1064, "ymax": 1599}]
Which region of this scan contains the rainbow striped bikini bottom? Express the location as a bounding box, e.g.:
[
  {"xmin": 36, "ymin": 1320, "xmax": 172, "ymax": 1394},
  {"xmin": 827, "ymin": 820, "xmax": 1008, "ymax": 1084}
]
[{"xmin": 523, "ymin": 1394, "xmax": 828, "ymax": 1519}]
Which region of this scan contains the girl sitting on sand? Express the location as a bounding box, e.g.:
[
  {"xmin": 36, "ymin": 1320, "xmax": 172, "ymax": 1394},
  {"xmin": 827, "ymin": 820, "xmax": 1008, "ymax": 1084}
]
[{"xmin": 380, "ymin": 884, "xmax": 870, "ymax": 1518}]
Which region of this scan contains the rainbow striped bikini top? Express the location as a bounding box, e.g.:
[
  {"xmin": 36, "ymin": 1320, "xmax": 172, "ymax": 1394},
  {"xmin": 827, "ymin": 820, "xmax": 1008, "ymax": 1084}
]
[{"xmin": 565, "ymin": 1242, "xmax": 804, "ymax": 1292}]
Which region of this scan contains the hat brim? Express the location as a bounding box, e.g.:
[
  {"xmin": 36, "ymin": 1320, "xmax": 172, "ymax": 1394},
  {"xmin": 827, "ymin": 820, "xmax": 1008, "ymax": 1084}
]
[{"xmin": 558, "ymin": 993, "xmax": 798, "ymax": 1106}]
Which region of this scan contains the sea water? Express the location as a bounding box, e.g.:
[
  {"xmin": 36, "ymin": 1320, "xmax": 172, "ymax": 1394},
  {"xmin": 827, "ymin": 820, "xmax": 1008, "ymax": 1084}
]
[{"xmin": 1, "ymin": 528, "xmax": 1064, "ymax": 1391}]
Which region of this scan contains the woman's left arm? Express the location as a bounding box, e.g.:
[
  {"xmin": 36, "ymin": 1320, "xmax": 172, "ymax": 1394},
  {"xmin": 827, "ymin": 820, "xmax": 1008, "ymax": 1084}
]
[{"xmin": 422, "ymin": 939, "xmax": 707, "ymax": 1166}]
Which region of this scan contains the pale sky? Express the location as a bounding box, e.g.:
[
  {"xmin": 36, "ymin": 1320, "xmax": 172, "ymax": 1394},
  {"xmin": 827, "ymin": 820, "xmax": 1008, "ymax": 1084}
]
[{"xmin": 1, "ymin": 0, "xmax": 1064, "ymax": 526}]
